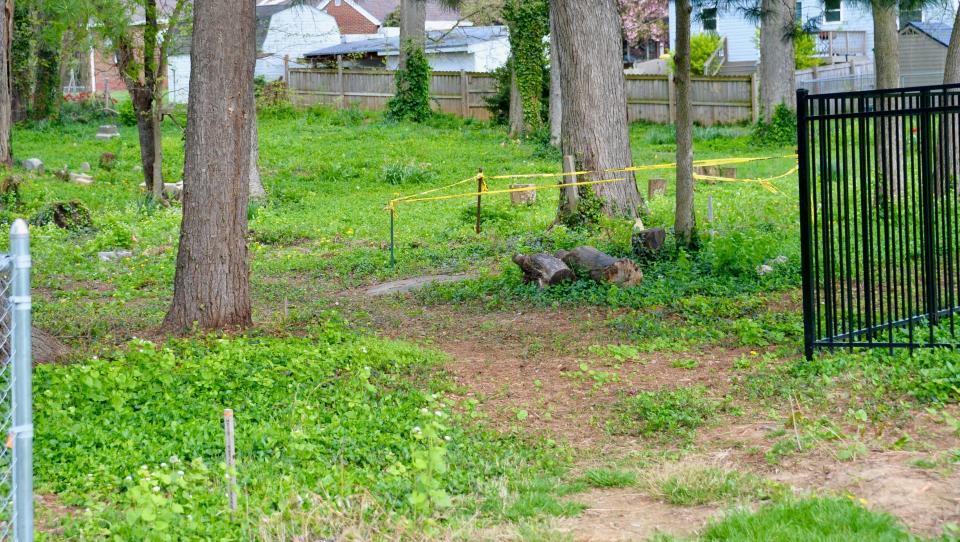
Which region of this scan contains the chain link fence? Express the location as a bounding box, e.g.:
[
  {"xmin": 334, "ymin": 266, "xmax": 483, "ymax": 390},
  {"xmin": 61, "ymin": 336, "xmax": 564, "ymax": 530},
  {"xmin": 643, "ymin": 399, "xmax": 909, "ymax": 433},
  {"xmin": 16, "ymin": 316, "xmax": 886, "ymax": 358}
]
[{"xmin": 0, "ymin": 220, "xmax": 33, "ymax": 542}]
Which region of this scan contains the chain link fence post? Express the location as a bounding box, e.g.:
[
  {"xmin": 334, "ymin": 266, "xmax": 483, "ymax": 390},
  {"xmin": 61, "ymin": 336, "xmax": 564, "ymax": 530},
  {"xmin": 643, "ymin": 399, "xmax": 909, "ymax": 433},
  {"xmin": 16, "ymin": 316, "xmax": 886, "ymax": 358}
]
[{"xmin": 10, "ymin": 219, "xmax": 32, "ymax": 542}]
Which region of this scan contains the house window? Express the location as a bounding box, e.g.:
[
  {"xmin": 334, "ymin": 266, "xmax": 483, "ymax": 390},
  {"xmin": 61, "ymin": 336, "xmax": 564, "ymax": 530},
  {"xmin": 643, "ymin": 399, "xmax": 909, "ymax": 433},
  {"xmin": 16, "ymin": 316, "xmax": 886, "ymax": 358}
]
[
  {"xmin": 823, "ymin": 0, "xmax": 841, "ymax": 22},
  {"xmin": 899, "ymin": 7, "xmax": 922, "ymax": 27},
  {"xmin": 702, "ymin": 7, "xmax": 717, "ymax": 31},
  {"xmin": 796, "ymin": 1, "xmax": 803, "ymax": 23}
]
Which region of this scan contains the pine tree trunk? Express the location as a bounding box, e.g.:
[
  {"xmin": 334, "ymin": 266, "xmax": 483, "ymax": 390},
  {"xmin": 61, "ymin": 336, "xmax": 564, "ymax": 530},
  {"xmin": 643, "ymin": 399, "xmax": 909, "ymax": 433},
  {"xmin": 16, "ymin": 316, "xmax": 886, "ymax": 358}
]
[
  {"xmin": 674, "ymin": 0, "xmax": 696, "ymax": 245},
  {"xmin": 873, "ymin": 4, "xmax": 904, "ymax": 194},
  {"xmin": 0, "ymin": 0, "xmax": 12, "ymax": 166},
  {"xmin": 164, "ymin": 0, "xmax": 255, "ymax": 331},
  {"xmin": 249, "ymin": 107, "xmax": 266, "ymax": 199},
  {"xmin": 548, "ymin": 4, "xmax": 561, "ymax": 147},
  {"xmin": 759, "ymin": 0, "xmax": 796, "ymax": 120},
  {"xmin": 945, "ymin": 8, "xmax": 960, "ymax": 83},
  {"xmin": 399, "ymin": 0, "xmax": 426, "ymax": 69},
  {"xmin": 508, "ymin": 65, "xmax": 523, "ymax": 137},
  {"xmin": 553, "ymin": 0, "xmax": 641, "ymax": 219}
]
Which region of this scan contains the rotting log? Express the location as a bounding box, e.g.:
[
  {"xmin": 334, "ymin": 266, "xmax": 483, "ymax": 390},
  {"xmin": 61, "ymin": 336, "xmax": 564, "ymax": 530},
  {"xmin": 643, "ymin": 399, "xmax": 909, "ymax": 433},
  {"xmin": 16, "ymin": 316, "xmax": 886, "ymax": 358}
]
[
  {"xmin": 512, "ymin": 253, "xmax": 575, "ymax": 288},
  {"xmin": 556, "ymin": 246, "xmax": 643, "ymax": 287}
]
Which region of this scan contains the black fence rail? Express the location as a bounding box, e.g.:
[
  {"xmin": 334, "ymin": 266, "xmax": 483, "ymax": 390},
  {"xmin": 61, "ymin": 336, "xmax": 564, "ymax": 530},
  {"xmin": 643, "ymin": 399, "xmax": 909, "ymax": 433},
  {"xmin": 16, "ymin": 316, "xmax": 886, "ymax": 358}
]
[{"xmin": 797, "ymin": 83, "xmax": 960, "ymax": 358}]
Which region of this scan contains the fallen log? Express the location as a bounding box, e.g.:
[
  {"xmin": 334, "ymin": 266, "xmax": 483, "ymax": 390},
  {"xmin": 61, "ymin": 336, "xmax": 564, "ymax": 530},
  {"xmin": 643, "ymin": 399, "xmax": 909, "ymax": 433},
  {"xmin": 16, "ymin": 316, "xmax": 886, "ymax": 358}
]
[
  {"xmin": 556, "ymin": 246, "xmax": 643, "ymax": 288},
  {"xmin": 512, "ymin": 253, "xmax": 575, "ymax": 288}
]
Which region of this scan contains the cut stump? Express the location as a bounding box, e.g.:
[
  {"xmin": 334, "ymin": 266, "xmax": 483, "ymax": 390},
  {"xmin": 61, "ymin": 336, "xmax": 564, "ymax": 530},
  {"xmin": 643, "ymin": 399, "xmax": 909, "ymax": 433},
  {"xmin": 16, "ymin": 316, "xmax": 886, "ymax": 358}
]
[
  {"xmin": 556, "ymin": 246, "xmax": 643, "ymax": 288},
  {"xmin": 513, "ymin": 253, "xmax": 575, "ymax": 288}
]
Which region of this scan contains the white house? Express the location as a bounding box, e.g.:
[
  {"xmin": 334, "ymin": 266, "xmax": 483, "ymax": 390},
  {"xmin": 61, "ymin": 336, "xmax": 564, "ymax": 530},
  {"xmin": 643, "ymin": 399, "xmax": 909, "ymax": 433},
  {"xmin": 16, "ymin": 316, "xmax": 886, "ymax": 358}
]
[
  {"xmin": 667, "ymin": 0, "xmax": 959, "ymax": 68},
  {"xmin": 303, "ymin": 26, "xmax": 510, "ymax": 72},
  {"xmin": 168, "ymin": 1, "xmax": 341, "ymax": 103}
]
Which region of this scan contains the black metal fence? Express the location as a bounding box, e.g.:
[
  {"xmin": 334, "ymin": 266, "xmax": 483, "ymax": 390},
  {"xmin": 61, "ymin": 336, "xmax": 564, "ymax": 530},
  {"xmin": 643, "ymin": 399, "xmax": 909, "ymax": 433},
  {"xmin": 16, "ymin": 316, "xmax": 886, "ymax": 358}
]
[{"xmin": 797, "ymin": 83, "xmax": 960, "ymax": 358}]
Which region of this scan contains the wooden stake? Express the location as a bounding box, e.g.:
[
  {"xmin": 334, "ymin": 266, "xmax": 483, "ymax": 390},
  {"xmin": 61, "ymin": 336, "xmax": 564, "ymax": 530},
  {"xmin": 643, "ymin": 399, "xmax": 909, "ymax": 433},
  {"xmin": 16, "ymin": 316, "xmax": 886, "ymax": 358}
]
[
  {"xmin": 223, "ymin": 409, "xmax": 237, "ymax": 511},
  {"xmin": 475, "ymin": 168, "xmax": 483, "ymax": 234}
]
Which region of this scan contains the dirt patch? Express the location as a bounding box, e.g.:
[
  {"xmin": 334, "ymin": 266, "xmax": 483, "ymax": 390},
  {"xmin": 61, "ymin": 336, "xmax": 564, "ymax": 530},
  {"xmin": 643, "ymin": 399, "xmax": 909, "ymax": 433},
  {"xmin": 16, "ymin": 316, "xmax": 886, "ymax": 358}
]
[{"xmin": 554, "ymin": 489, "xmax": 720, "ymax": 541}]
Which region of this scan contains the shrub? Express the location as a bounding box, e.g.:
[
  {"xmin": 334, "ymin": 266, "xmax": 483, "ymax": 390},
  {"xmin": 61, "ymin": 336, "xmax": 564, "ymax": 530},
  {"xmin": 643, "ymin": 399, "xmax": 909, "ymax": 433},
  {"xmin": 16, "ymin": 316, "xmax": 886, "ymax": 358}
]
[
  {"xmin": 388, "ymin": 43, "xmax": 432, "ymax": 122},
  {"xmin": 794, "ymin": 29, "xmax": 822, "ymax": 70},
  {"xmin": 118, "ymin": 100, "xmax": 138, "ymax": 127},
  {"xmin": 751, "ymin": 104, "xmax": 797, "ymax": 146},
  {"xmin": 691, "ymin": 33, "xmax": 722, "ymax": 75}
]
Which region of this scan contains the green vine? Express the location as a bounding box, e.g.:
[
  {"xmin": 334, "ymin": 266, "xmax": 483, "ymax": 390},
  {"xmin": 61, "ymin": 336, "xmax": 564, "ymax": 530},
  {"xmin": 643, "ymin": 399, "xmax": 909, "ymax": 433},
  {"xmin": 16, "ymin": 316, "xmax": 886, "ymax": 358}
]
[
  {"xmin": 502, "ymin": 0, "xmax": 549, "ymax": 134},
  {"xmin": 388, "ymin": 41, "xmax": 433, "ymax": 123}
]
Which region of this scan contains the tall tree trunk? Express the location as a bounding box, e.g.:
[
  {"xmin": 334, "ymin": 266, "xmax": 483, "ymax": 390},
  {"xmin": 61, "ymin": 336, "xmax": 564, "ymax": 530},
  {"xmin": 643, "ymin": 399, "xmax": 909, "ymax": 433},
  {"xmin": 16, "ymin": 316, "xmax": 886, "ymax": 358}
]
[
  {"xmin": 554, "ymin": 0, "xmax": 641, "ymax": 219},
  {"xmin": 508, "ymin": 65, "xmax": 523, "ymax": 137},
  {"xmin": 0, "ymin": 0, "xmax": 12, "ymax": 166},
  {"xmin": 399, "ymin": 0, "xmax": 426, "ymax": 69},
  {"xmin": 674, "ymin": 0, "xmax": 695, "ymax": 245},
  {"xmin": 31, "ymin": 38, "xmax": 59, "ymax": 119},
  {"xmin": 249, "ymin": 107, "xmax": 266, "ymax": 199},
  {"xmin": 164, "ymin": 0, "xmax": 255, "ymax": 331},
  {"xmin": 548, "ymin": 4, "xmax": 561, "ymax": 147},
  {"xmin": 759, "ymin": 0, "xmax": 796, "ymax": 120},
  {"xmin": 945, "ymin": 7, "xmax": 960, "ymax": 83},
  {"xmin": 10, "ymin": 0, "xmax": 29, "ymax": 123},
  {"xmin": 131, "ymin": 91, "xmax": 160, "ymax": 192},
  {"xmin": 873, "ymin": 3, "xmax": 904, "ymax": 193}
]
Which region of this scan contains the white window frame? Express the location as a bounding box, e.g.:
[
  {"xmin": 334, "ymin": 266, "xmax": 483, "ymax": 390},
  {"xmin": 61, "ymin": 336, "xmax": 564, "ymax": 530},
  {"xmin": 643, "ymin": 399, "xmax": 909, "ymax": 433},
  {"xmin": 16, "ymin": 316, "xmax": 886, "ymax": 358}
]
[{"xmin": 822, "ymin": 0, "xmax": 842, "ymax": 24}]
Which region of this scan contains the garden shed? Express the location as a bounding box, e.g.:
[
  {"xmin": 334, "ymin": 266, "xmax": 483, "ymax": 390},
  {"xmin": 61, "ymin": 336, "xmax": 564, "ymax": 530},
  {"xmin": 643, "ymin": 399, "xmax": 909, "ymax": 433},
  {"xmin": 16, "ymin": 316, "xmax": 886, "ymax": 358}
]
[{"xmin": 899, "ymin": 21, "xmax": 953, "ymax": 87}]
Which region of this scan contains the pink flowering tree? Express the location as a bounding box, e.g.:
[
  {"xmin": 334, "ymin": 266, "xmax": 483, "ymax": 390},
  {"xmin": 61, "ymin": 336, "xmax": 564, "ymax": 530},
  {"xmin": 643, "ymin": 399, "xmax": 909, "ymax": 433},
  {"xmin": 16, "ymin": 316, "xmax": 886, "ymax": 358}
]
[{"xmin": 619, "ymin": 0, "xmax": 668, "ymax": 46}]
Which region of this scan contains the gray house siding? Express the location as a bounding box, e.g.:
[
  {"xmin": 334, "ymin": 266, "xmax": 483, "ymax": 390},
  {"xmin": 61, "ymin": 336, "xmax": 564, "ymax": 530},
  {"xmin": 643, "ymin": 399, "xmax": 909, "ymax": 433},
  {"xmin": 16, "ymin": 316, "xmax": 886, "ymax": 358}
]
[{"xmin": 898, "ymin": 23, "xmax": 950, "ymax": 86}]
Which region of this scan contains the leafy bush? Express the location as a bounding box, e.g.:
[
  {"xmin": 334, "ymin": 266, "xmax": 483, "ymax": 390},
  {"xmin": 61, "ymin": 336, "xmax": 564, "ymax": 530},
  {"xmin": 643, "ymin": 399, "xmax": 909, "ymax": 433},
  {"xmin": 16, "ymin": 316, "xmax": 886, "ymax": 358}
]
[
  {"xmin": 388, "ymin": 43, "xmax": 432, "ymax": 122},
  {"xmin": 118, "ymin": 99, "xmax": 138, "ymax": 127},
  {"xmin": 692, "ymin": 33, "xmax": 722, "ymax": 75},
  {"xmin": 751, "ymin": 104, "xmax": 797, "ymax": 146},
  {"xmin": 795, "ymin": 29, "xmax": 822, "ymax": 70}
]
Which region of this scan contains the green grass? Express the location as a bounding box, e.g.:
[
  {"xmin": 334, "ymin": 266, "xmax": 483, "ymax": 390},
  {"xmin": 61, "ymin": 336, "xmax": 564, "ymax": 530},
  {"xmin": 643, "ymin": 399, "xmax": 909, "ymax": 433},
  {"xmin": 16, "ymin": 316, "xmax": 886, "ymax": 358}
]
[
  {"xmin": 34, "ymin": 317, "xmax": 570, "ymax": 538},
  {"xmin": 698, "ymin": 497, "xmax": 918, "ymax": 541},
  {"xmin": 582, "ymin": 468, "xmax": 638, "ymax": 488},
  {"xmin": 651, "ymin": 466, "xmax": 787, "ymax": 506},
  {"xmin": 607, "ymin": 386, "xmax": 722, "ymax": 441}
]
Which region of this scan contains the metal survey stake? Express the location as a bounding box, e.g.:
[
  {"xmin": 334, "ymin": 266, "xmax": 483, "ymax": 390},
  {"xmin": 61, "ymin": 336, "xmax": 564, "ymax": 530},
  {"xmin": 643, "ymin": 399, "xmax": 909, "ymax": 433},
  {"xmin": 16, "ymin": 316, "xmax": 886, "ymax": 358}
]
[{"xmin": 223, "ymin": 409, "xmax": 237, "ymax": 511}]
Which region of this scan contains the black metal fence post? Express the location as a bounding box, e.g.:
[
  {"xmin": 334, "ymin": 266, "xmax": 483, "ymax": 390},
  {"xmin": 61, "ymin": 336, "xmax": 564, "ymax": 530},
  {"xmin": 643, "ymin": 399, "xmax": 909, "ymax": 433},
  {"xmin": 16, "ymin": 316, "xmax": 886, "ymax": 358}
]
[{"xmin": 797, "ymin": 88, "xmax": 815, "ymax": 360}]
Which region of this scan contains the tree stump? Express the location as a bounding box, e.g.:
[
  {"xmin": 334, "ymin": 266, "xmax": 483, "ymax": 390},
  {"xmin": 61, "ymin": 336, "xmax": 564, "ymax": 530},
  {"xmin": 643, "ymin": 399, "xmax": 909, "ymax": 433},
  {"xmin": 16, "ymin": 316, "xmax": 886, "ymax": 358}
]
[
  {"xmin": 648, "ymin": 178, "xmax": 667, "ymax": 199},
  {"xmin": 512, "ymin": 253, "xmax": 575, "ymax": 288},
  {"xmin": 509, "ymin": 184, "xmax": 537, "ymax": 205},
  {"xmin": 556, "ymin": 246, "xmax": 643, "ymax": 287},
  {"xmin": 632, "ymin": 227, "xmax": 666, "ymax": 261},
  {"xmin": 720, "ymin": 167, "xmax": 737, "ymax": 179}
]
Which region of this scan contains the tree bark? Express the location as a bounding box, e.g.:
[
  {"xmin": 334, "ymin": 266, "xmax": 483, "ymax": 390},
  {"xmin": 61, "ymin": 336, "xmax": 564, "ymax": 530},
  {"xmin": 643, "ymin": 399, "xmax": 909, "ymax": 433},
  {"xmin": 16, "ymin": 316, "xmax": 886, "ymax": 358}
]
[
  {"xmin": 945, "ymin": 7, "xmax": 960, "ymax": 83},
  {"xmin": 554, "ymin": 0, "xmax": 642, "ymax": 218},
  {"xmin": 10, "ymin": 0, "xmax": 29, "ymax": 123},
  {"xmin": 0, "ymin": 0, "xmax": 12, "ymax": 166},
  {"xmin": 399, "ymin": 0, "xmax": 426, "ymax": 69},
  {"xmin": 556, "ymin": 246, "xmax": 643, "ymax": 287},
  {"xmin": 674, "ymin": 0, "xmax": 696, "ymax": 246},
  {"xmin": 508, "ymin": 65, "xmax": 523, "ymax": 137},
  {"xmin": 131, "ymin": 92, "xmax": 160, "ymax": 192},
  {"xmin": 31, "ymin": 38, "xmax": 59, "ymax": 119},
  {"xmin": 164, "ymin": 0, "xmax": 255, "ymax": 331},
  {"xmin": 249, "ymin": 107, "xmax": 266, "ymax": 199},
  {"xmin": 512, "ymin": 253, "xmax": 575, "ymax": 288},
  {"xmin": 758, "ymin": 0, "xmax": 796, "ymax": 120},
  {"xmin": 548, "ymin": 3, "xmax": 561, "ymax": 147},
  {"xmin": 873, "ymin": 3, "xmax": 904, "ymax": 194}
]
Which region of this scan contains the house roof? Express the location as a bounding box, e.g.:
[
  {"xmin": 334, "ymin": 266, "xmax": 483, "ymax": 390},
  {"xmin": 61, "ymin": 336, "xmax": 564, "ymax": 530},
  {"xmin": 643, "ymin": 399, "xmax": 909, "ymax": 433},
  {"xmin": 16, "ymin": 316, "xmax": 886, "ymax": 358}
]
[
  {"xmin": 354, "ymin": 0, "xmax": 460, "ymax": 23},
  {"xmin": 901, "ymin": 21, "xmax": 952, "ymax": 47},
  {"xmin": 304, "ymin": 25, "xmax": 505, "ymax": 58}
]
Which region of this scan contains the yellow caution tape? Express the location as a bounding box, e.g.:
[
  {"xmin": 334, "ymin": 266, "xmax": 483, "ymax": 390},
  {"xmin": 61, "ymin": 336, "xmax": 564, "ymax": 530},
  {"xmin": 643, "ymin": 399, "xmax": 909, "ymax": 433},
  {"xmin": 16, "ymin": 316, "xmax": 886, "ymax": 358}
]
[{"xmin": 394, "ymin": 176, "xmax": 627, "ymax": 205}]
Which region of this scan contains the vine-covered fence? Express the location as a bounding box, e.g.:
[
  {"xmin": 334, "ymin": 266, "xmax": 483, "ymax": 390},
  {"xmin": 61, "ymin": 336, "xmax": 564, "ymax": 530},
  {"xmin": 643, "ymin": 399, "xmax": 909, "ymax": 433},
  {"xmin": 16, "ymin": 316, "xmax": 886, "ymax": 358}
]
[{"xmin": 287, "ymin": 68, "xmax": 759, "ymax": 126}]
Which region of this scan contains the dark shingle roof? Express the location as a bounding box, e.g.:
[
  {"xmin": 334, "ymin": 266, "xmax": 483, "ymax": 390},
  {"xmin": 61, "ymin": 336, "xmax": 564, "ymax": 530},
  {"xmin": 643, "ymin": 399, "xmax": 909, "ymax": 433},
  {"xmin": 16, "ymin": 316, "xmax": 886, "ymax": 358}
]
[
  {"xmin": 903, "ymin": 21, "xmax": 952, "ymax": 47},
  {"xmin": 304, "ymin": 25, "xmax": 505, "ymax": 57}
]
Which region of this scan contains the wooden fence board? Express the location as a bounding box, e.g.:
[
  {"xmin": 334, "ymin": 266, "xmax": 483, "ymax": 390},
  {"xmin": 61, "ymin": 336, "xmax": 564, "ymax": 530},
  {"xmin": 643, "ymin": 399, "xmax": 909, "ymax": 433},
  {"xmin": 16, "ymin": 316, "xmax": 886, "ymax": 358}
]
[{"xmin": 289, "ymin": 68, "xmax": 755, "ymax": 125}]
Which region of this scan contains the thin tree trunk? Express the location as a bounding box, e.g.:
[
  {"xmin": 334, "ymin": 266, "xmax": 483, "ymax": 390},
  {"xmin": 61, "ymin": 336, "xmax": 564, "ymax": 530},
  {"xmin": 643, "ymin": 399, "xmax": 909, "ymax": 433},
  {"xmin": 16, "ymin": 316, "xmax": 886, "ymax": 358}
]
[
  {"xmin": 873, "ymin": 3, "xmax": 904, "ymax": 194},
  {"xmin": 759, "ymin": 0, "xmax": 796, "ymax": 120},
  {"xmin": 508, "ymin": 65, "xmax": 523, "ymax": 137},
  {"xmin": 399, "ymin": 0, "xmax": 426, "ymax": 69},
  {"xmin": 151, "ymin": 105, "xmax": 163, "ymax": 199},
  {"xmin": 548, "ymin": 4, "xmax": 561, "ymax": 147},
  {"xmin": 674, "ymin": 0, "xmax": 695, "ymax": 245},
  {"xmin": 131, "ymin": 92, "xmax": 159, "ymax": 192},
  {"xmin": 554, "ymin": 0, "xmax": 641, "ymax": 219},
  {"xmin": 945, "ymin": 7, "xmax": 960, "ymax": 83},
  {"xmin": 0, "ymin": 0, "xmax": 12, "ymax": 166},
  {"xmin": 249, "ymin": 107, "xmax": 266, "ymax": 199},
  {"xmin": 164, "ymin": 0, "xmax": 255, "ymax": 331}
]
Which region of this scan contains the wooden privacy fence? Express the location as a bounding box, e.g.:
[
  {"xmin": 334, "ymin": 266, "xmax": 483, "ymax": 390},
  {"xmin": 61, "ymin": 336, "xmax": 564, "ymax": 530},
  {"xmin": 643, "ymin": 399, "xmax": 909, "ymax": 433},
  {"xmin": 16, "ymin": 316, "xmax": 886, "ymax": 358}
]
[{"xmin": 288, "ymin": 67, "xmax": 759, "ymax": 126}]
